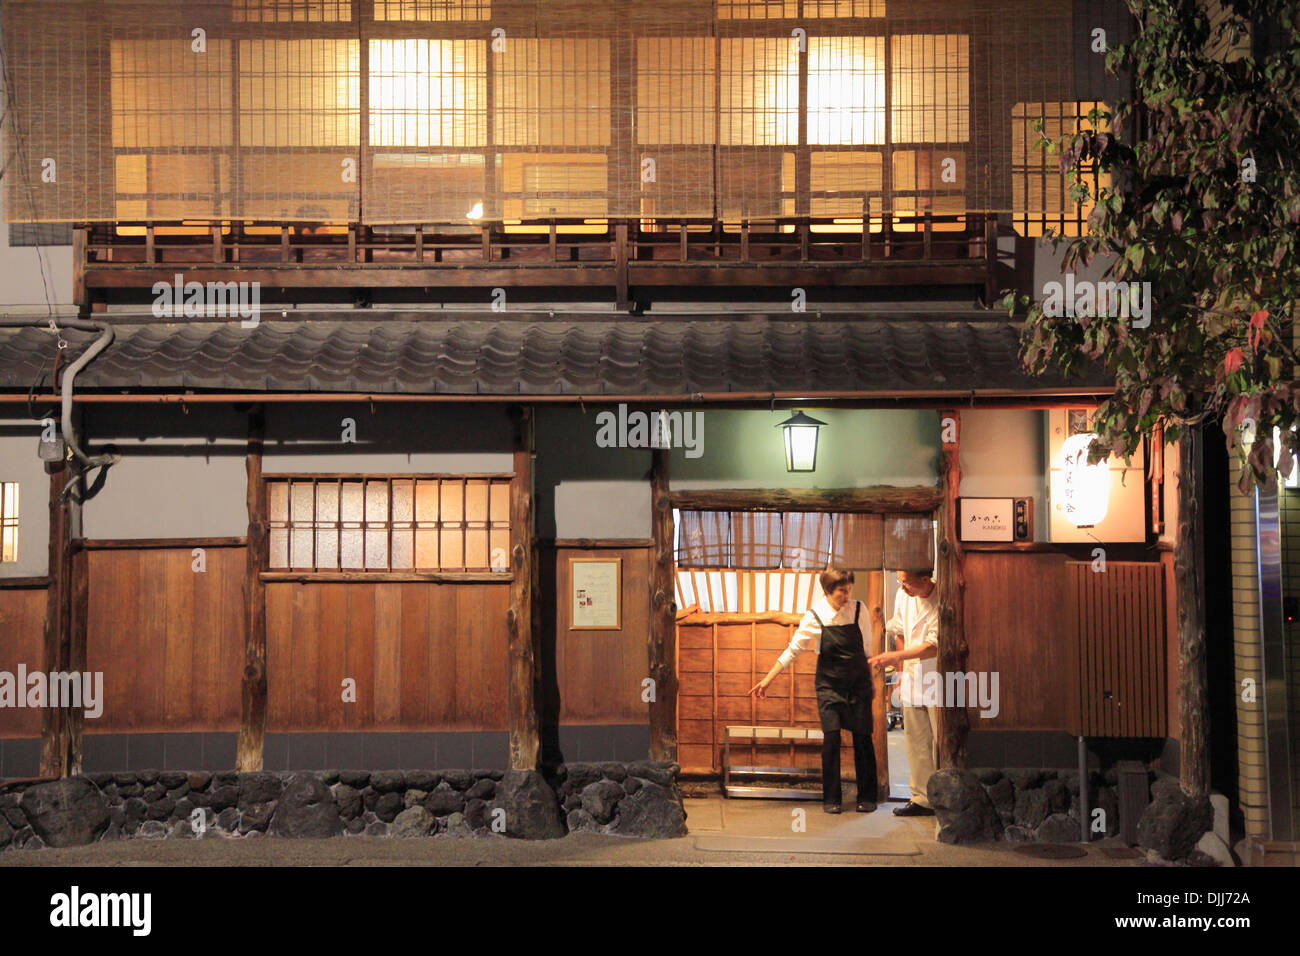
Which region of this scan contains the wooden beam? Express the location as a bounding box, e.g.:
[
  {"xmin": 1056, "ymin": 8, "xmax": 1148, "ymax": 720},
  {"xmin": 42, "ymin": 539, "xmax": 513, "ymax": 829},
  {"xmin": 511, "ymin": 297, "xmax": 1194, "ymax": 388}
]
[
  {"xmin": 78, "ymin": 537, "xmax": 247, "ymax": 551},
  {"xmin": 936, "ymin": 409, "xmax": 970, "ymax": 770},
  {"xmin": 1176, "ymin": 423, "xmax": 1209, "ymax": 796},
  {"xmin": 669, "ymin": 486, "xmax": 942, "ymax": 514},
  {"xmin": 39, "ymin": 464, "xmax": 73, "ymax": 778},
  {"xmin": 507, "ymin": 405, "xmax": 540, "ymax": 771},
  {"xmin": 649, "ymin": 448, "xmax": 678, "ymax": 762},
  {"xmin": 260, "ymin": 571, "xmax": 508, "ymax": 584},
  {"xmin": 546, "ymin": 538, "xmax": 655, "ymax": 550},
  {"xmin": 236, "ymin": 409, "xmax": 268, "ymax": 772}
]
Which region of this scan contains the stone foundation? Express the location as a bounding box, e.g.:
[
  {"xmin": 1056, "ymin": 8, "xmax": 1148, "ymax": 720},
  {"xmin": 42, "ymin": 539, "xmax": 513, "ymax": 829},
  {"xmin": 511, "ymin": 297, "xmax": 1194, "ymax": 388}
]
[
  {"xmin": 0, "ymin": 762, "xmax": 686, "ymax": 851},
  {"xmin": 927, "ymin": 767, "xmax": 1223, "ymax": 864}
]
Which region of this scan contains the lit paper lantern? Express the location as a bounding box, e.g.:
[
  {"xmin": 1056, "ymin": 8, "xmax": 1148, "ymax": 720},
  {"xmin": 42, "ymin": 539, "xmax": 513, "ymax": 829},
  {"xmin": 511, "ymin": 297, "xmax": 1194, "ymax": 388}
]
[{"xmin": 1061, "ymin": 432, "xmax": 1110, "ymax": 527}]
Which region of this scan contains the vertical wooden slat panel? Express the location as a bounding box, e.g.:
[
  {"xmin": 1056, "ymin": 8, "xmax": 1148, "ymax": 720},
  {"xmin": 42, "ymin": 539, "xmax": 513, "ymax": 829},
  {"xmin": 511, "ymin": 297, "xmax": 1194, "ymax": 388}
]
[
  {"xmin": 396, "ymin": 583, "xmax": 428, "ymax": 730},
  {"xmin": 162, "ymin": 551, "xmax": 194, "ymax": 724},
  {"xmin": 372, "ymin": 582, "xmax": 402, "ymax": 729},
  {"xmin": 318, "ymin": 583, "xmax": 348, "ymax": 730},
  {"xmin": 265, "ymin": 583, "xmax": 292, "ymax": 730}
]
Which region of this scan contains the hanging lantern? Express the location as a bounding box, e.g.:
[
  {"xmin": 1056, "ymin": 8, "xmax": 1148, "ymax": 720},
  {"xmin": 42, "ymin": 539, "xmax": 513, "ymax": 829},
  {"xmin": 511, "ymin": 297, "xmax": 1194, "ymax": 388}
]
[
  {"xmin": 1061, "ymin": 432, "xmax": 1110, "ymax": 527},
  {"xmin": 777, "ymin": 411, "xmax": 827, "ymax": 473}
]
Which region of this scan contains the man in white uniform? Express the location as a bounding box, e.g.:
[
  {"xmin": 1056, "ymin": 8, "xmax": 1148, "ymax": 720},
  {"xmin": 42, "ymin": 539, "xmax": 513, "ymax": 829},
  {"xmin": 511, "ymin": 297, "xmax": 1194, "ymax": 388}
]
[{"xmin": 869, "ymin": 569, "xmax": 939, "ymax": 816}]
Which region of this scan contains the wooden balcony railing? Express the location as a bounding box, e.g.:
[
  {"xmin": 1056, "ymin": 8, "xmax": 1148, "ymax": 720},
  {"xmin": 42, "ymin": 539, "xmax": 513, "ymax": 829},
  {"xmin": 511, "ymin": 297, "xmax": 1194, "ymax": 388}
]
[{"xmin": 76, "ymin": 212, "xmax": 1015, "ymax": 312}]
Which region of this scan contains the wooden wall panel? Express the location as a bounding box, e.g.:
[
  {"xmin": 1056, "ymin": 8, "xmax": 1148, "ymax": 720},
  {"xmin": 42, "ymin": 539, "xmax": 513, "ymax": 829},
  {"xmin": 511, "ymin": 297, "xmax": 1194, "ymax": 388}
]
[
  {"xmin": 962, "ymin": 551, "xmax": 1071, "ymax": 731},
  {"xmin": 0, "ymin": 587, "xmax": 48, "ymax": 737},
  {"xmin": 267, "ymin": 581, "xmax": 509, "ymax": 732},
  {"xmin": 85, "ymin": 547, "xmax": 244, "ymax": 733},
  {"xmin": 555, "ymin": 546, "xmax": 650, "ymax": 724}
]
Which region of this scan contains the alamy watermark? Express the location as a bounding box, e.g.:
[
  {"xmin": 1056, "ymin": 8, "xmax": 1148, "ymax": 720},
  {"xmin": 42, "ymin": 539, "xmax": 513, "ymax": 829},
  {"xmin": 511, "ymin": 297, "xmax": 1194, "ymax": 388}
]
[
  {"xmin": 595, "ymin": 404, "xmax": 704, "ymax": 458},
  {"xmin": 893, "ymin": 669, "xmax": 1001, "ymax": 718},
  {"xmin": 1041, "ymin": 274, "xmax": 1151, "ymax": 328},
  {"xmin": 0, "ymin": 666, "xmax": 103, "ymax": 718},
  {"xmin": 152, "ymin": 273, "xmax": 261, "ymax": 328}
]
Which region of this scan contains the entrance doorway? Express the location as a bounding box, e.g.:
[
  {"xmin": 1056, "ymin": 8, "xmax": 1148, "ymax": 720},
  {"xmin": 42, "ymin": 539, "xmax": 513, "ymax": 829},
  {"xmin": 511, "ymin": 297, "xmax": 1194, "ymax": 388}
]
[{"xmin": 671, "ymin": 507, "xmax": 937, "ymax": 805}]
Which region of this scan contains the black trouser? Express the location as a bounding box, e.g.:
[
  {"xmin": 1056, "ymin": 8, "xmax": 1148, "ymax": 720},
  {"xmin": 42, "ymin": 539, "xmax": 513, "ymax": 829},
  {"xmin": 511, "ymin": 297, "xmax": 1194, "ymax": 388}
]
[{"xmin": 818, "ymin": 696, "xmax": 877, "ymax": 805}]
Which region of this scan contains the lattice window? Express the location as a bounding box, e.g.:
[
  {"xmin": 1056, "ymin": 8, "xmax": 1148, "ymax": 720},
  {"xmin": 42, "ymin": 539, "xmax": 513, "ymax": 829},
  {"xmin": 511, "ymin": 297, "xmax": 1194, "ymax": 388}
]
[
  {"xmin": 1012, "ymin": 101, "xmax": 1109, "ymax": 238},
  {"xmin": 368, "ymin": 40, "xmax": 486, "ymax": 148},
  {"xmin": 890, "ymin": 34, "xmax": 969, "ymax": 144},
  {"xmin": 373, "ymin": 0, "xmax": 491, "ymax": 20},
  {"xmin": 808, "ymin": 36, "xmax": 885, "ymax": 146},
  {"xmin": 232, "ymin": 0, "xmax": 352, "ymax": 21},
  {"xmin": 717, "ymin": 0, "xmax": 885, "ymax": 19},
  {"xmin": 267, "ymin": 476, "xmax": 511, "ymax": 573},
  {"xmin": 1, "ymin": 483, "xmax": 18, "ymax": 563}
]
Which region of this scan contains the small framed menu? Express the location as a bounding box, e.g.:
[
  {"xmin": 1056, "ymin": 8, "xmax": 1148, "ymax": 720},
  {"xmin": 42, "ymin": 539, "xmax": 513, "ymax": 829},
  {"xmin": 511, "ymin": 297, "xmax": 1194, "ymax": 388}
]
[{"xmin": 569, "ymin": 557, "xmax": 622, "ymax": 630}]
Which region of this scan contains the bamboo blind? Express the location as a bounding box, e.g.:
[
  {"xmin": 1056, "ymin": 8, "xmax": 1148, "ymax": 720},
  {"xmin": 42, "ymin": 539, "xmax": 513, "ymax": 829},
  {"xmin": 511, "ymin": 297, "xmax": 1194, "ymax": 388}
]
[{"xmin": 1, "ymin": 0, "xmax": 1123, "ymax": 224}]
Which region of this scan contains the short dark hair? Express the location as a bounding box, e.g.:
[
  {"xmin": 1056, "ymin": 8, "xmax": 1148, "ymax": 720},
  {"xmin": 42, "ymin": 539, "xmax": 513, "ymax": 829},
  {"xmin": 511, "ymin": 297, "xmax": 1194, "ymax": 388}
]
[{"xmin": 819, "ymin": 568, "xmax": 855, "ymax": 593}]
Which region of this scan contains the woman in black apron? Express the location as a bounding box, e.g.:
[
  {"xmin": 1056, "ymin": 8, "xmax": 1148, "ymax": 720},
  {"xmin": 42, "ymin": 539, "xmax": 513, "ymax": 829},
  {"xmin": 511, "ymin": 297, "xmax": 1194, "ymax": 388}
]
[{"xmin": 751, "ymin": 569, "xmax": 878, "ymax": 813}]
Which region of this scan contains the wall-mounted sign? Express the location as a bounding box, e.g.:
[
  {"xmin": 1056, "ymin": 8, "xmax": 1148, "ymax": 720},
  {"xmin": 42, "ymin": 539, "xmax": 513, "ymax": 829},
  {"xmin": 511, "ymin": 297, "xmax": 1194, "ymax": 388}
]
[
  {"xmin": 570, "ymin": 557, "xmax": 622, "ymax": 630},
  {"xmin": 959, "ymin": 498, "xmax": 1014, "ymax": 542}
]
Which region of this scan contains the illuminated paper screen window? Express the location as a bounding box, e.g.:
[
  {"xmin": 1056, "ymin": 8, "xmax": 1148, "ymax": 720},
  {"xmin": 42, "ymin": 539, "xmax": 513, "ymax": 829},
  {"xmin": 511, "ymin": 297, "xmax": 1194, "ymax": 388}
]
[
  {"xmin": 0, "ymin": 483, "xmax": 18, "ymax": 563},
  {"xmin": 369, "ymin": 40, "xmax": 486, "ymax": 147},
  {"xmin": 111, "ymin": 40, "xmax": 233, "ymax": 149},
  {"xmin": 239, "ymin": 39, "xmax": 360, "ymax": 148},
  {"xmin": 503, "ymin": 154, "xmax": 608, "ymax": 219},
  {"xmin": 891, "ymin": 150, "xmax": 965, "ymax": 231},
  {"xmin": 810, "ymin": 152, "xmax": 883, "ymax": 227},
  {"xmin": 890, "ymin": 34, "xmax": 969, "ymax": 143},
  {"xmin": 373, "ymin": 0, "xmax": 491, "ymax": 20},
  {"xmin": 719, "ymin": 38, "xmax": 798, "ymax": 146},
  {"xmin": 1012, "ymin": 101, "xmax": 1109, "ymax": 237},
  {"xmin": 494, "ymin": 39, "xmax": 611, "ymax": 147},
  {"xmin": 636, "ymin": 38, "xmax": 715, "ymax": 146},
  {"xmin": 232, "ymin": 0, "xmax": 351, "ymax": 21},
  {"xmin": 718, "ymin": 1, "xmax": 885, "ymax": 17},
  {"xmin": 267, "ymin": 477, "xmax": 511, "ymax": 572},
  {"xmin": 808, "ymin": 36, "xmax": 885, "ymax": 146}
]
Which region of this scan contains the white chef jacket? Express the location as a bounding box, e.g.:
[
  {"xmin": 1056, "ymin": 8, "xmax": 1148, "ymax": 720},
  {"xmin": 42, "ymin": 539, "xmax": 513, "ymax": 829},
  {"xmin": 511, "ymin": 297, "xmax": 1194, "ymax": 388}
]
[
  {"xmin": 777, "ymin": 597, "xmax": 865, "ymax": 670},
  {"xmin": 886, "ymin": 586, "xmax": 939, "ymax": 707}
]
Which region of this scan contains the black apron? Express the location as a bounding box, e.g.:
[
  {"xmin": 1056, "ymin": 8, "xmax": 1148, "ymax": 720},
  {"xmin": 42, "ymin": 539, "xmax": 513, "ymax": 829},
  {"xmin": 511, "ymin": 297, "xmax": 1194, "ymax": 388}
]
[{"xmin": 812, "ymin": 600, "xmax": 873, "ymax": 736}]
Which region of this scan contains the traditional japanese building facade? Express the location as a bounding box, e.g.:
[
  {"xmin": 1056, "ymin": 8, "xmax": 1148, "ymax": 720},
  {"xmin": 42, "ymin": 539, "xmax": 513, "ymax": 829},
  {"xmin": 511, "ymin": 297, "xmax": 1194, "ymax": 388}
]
[{"xmin": 0, "ymin": 0, "xmax": 1280, "ymax": 857}]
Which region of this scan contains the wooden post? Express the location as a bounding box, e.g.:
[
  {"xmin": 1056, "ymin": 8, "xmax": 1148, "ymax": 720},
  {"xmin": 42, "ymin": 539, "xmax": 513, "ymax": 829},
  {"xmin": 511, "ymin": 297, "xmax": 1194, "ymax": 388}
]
[
  {"xmin": 937, "ymin": 409, "xmax": 970, "ymax": 769},
  {"xmin": 236, "ymin": 409, "xmax": 267, "ymax": 772},
  {"xmin": 67, "ymin": 546, "xmax": 89, "ymax": 776},
  {"xmin": 39, "ymin": 464, "xmax": 73, "ymax": 777},
  {"xmin": 507, "ymin": 406, "xmax": 540, "ymax": 771},
  {"xmin": 649, "ymin": 447, "xmax": 678, "ymax": 762},
  {"xmin": 1176, "ymin": 423, "xmax": 1210, "ymax": 797}
]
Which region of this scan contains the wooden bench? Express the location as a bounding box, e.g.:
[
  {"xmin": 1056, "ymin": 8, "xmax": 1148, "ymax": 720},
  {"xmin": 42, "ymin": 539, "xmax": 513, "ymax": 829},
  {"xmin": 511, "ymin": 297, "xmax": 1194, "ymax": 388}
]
[{"xmin": 722, "ymin": 725, "xmax": 824, "ymax": 799}]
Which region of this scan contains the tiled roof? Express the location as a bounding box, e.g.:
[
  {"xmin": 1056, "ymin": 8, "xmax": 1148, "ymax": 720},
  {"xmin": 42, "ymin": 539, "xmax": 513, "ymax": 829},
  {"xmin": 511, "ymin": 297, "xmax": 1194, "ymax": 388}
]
[{"xmin": 0, "ymin": 315, "xmax": 1108, "ymax": 397}]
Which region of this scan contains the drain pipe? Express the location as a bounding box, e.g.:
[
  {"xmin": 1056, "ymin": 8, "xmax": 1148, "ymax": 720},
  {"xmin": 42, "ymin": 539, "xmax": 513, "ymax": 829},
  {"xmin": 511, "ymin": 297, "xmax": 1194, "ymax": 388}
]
[{"xmin": 0, "ymin": 317, "xmax": 121, "ymax": 486}]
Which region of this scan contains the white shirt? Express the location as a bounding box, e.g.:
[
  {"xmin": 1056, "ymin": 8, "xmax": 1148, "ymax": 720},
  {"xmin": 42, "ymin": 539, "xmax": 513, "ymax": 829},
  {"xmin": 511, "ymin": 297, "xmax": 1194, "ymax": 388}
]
[
  {"xmin": 886, "ymin": 586, "xmax": 939, "ymax": 707},
  {"xmin": 777, "ymin": 598, "xmax": 865, "ymax": 670}
]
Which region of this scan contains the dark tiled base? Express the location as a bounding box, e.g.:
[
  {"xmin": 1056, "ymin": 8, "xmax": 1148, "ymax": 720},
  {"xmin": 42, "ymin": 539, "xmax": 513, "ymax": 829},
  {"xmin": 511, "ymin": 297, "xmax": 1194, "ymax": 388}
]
[
  {"xmin": 967, "ymin": 730, "xmax": 1094, "ymax": 769},
  {"xmin": 557, "ymin": 724, "xmax": 649, "ymax": 763},
  {"xmin": 3, "ymin": 732, "xmax": 511, "ymax": 774},
  {"xmin": 0, "ymin": 738, "xmax": 40, "ymax": 778}
]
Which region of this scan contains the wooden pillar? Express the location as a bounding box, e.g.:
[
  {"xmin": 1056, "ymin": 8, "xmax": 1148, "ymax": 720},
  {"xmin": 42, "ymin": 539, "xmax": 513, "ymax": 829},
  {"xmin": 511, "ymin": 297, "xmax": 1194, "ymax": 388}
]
[
  {"xmin": 649, "ymin": 448, "xmax": 678, "ymax": 762},
  {"xmin": 1176, "ymin": 423, "xmax": 1210, "ymax": 797},
  {"xmin": 39, "ymin": 464, "xmax": 73, "ymax": 777},
  {"xmin": 507, "ymin": 406, "xmax": 540, "ymax": 770},
  {"xmin": 236, "ymin": 409, "xmax": 267, "ymax": 772},
  {"xmin": 67, "ymin": 546, "xmax": 89, "ymax": 776},
  {"xmin": 937, "ymin": 409, "xmax": 970, "ymax": 769}
]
